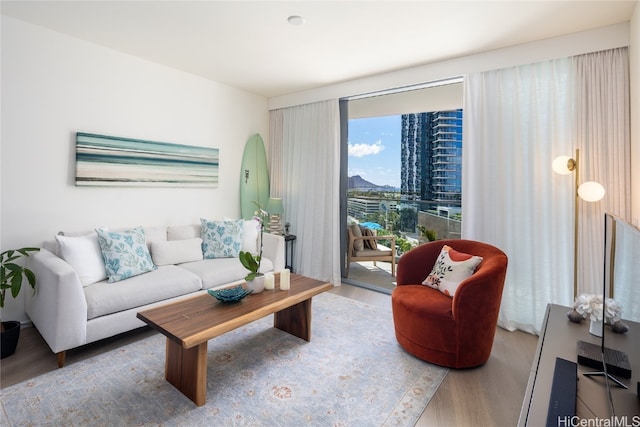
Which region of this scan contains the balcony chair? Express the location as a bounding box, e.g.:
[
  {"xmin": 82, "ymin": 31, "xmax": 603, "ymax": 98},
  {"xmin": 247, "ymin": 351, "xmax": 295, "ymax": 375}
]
[
  {"xmin": 344, "ymin": 224, "xmax": 396, "ymax": 278},
  {"xmin": 391, "ymin": 239, "xmax": 508, "ymax": 368}
]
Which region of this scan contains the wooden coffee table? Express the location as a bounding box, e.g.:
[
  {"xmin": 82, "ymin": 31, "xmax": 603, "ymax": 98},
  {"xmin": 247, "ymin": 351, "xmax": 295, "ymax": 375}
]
[{"xmin": 137, "ymin": 273, "xmax": 332, "ymax": 406}]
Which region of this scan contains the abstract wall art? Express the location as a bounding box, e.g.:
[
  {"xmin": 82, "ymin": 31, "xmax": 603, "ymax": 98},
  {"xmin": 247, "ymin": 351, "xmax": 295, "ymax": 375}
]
[{"xmin": 75, "ymin": 132, "xmax": 219, "ymax": 187}]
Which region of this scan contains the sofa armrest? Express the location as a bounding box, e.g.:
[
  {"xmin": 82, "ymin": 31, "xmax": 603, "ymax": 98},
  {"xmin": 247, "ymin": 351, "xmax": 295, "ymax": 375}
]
[
  {"xmin": 262, "ymin": 233, "xmax": 285, "ymax": 272},
  {"xmin": 26, "ymin": 248, "xmax": 88, "ymax": 353}
]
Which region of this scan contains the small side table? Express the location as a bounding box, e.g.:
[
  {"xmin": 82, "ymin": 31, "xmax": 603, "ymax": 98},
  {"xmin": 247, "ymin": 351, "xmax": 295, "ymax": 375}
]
[{"xmin": 284, "ymin": 234, "xmax": 296, "ymax": 272}]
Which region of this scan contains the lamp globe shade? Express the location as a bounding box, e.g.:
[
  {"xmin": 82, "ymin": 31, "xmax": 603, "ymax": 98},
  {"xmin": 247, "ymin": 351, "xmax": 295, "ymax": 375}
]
[
  {"xmin": 552, "ymin": 156, "xmax": 574, "ymax": 175},
  {"xmin": 578, "ymin": 181, "xmax": 605, "ymax": 202}
]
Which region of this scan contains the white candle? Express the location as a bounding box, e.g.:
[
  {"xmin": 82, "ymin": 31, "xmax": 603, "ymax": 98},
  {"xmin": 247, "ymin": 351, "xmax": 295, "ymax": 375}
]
[
  {"xmin": 280, "ymin": 268, "xmax": 290, "ymax": 290},
  {"xmin": 264, "ymin": 273, "xmax": 275, "ymax": 290}
]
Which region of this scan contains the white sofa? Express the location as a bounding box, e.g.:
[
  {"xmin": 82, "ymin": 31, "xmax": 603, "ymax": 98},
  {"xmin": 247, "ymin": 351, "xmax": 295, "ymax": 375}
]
[{"xmin": 26, "ymin": 221, "xmax": 285, "ymax": 367}]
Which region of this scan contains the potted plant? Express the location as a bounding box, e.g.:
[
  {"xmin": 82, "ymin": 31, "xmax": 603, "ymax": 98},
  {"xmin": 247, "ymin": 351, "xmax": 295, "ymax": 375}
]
[
  {"xmin": 239, "ymin": 203, "xmax": 268, "ymax": 293},
  {"xmin": 1, "ymin": 247, "xmax": 39, "ymax": 358},
  {"xmin": 417, "ymin": 225, "xmax": 437, "ymax": 242}
]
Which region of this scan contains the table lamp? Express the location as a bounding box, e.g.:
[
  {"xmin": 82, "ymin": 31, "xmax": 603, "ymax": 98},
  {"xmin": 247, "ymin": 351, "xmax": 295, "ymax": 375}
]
[{"xmin": 266, "ymin": 198, "xmax": 284, "ymax": 235}]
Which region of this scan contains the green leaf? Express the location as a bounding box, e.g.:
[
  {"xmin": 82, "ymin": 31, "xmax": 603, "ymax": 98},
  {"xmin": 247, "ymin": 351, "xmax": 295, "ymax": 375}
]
[
  {"xmin": 25, "ymin": 269, "xmax": 37, "ymax": 291},
  {"xmin": 0, "ymin": 247, "xmax": 40, "ymax": 307},
  {"xmin": 17, "ymin": 247, "xmax": 40, "ymax": 257},
  {"xmin": 3, "ymin": 263, "xmax": 20, "ymax": 274},
  {"xmin": 239, "ymin": 251, "xmax": 259, "ymax": 273},
  {"xmin": 10, "ymin": 273, "xmax": 22, "ymax": 298}
]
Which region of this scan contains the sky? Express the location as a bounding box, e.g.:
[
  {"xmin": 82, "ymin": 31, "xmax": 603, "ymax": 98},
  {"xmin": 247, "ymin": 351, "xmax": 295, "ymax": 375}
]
[{"xmin": 348, "ymin": 115, "xmax": 401, "ymax": 188}]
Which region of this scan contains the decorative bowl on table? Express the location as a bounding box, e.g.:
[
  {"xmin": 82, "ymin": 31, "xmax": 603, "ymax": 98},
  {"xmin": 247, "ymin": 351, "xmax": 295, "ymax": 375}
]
[{"xmin": 207, "ymin": 286, "xmax": 252, "ymax": 303}]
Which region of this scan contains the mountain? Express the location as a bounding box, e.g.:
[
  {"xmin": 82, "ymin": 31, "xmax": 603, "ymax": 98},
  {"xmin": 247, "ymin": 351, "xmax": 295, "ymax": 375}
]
[{"xmin": 348, "ymin": 175, "xmax": 399, "ymax": 192}]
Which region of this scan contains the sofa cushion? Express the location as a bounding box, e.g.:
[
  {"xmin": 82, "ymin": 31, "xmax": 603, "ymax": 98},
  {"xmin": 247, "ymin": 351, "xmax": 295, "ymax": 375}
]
[
  {"xmin": 167, "ymin": 224, "xmax": 200, "ymax": 240},
  {"xmin": 55, "ymin": 232, "xmax": 107, "ymax": 286},
  {"xmin": 200, "ymin": 218, "xmax": 243, "ymax": 258},
  {"xmin": 84, "ymin": 265, "xmax": 203, "ymax": 320},
  {"xmin": 151, "ymin": 238, "xmax": 203, "ymax": 265},
  {"xmin": 178, "ymin": 257, "xmax": 274, "ymax": 289},
  {"xmin": 143, "ymin": 226, "xmax": 168, "ymax": 249},
  {"xmin": 96, "ymin": 227, "xmax": 157, "ymax": 282},
  {"xmin": 422, "ymin": 245, "xmax": 483, "ymax": 297}
]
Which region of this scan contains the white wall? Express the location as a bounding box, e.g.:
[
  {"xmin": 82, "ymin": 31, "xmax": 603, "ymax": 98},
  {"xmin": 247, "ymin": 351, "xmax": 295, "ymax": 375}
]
[
  {"xmin": 348, "ymin": 82, "xmax": 463, "ymax": 119},
  {"xmin": 0, "ymin": 17, "xmax": 268, "ymax": 319}
]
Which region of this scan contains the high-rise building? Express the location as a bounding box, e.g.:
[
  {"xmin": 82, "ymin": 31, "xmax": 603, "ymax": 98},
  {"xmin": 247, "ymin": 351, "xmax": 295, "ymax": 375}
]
[
  {"xmin": 400, "ymin": 113, "xmax": 428, "ymax": 200},
  {"xmin": 400, "ymin": 109, "xmax": 462, "ymax": 206}
]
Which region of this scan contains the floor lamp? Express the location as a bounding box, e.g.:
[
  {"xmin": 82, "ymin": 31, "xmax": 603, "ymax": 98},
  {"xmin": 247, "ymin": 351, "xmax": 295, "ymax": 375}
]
[{"xmin": 553, "ymin": 149, "xmax": 606, "ymax": 298}]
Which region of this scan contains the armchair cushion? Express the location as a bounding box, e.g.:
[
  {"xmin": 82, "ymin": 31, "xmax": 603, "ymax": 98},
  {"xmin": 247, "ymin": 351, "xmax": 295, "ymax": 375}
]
[
  {"xmin": 353, "ymin": 244, "xmax": 393, "ymax": 257},
  {"xmin": 362, "ymin": 227, "xmax": 378, "ymax": 249},
  {"xmin": 349, "ymin": 224, "xmax": 364, "ymax": 251},
  {"xmin": 392, "ymin": 285, "xmax": 457, "ymax": 354},
  {"xmin": 422, "ymin": 245, "xmax": 483, "ymax": 297}
]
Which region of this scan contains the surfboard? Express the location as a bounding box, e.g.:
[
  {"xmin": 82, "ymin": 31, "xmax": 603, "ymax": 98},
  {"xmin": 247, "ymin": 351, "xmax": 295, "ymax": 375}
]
[{"xmin": 240, "ymin": 133, "xmax": 270, "ymax": 219}]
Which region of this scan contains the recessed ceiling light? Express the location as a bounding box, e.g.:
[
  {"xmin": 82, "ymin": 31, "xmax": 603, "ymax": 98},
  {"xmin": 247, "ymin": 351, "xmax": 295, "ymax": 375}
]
[{"xmin": 287, "ymin": 15, "xmax": 305, "ymax": 26}]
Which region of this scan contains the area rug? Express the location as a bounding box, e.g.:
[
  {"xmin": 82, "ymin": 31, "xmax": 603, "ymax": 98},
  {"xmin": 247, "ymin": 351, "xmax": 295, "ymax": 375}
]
[{"xmin": 0, "ymin": 292, "xmax": 448, "ymax": 426}]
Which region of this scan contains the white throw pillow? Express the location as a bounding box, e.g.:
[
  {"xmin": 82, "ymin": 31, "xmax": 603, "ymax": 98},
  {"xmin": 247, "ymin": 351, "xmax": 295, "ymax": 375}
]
[
  {"xmin": 151, "ymin": 238, "xmax": 203, "ymax": 265},
  {"xmin": 422, "ymin": 245, "xmax": 483, "ymax": 297},
  {"xmin": 55, "ymin": 232, "xmax": 107, "ymax": 286}
]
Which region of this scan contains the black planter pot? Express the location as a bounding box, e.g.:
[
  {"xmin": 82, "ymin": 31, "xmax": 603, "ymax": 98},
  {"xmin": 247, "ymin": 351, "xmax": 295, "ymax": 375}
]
[{"xmin": 1, "ymin": 321, "xmax": 21, "ymax": 359}]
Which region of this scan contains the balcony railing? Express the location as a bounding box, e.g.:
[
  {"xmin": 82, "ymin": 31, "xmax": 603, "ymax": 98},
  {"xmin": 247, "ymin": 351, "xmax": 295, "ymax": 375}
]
[{"xmin": 345, "ymin": 195, "xmax": 462, "ymax": 293}]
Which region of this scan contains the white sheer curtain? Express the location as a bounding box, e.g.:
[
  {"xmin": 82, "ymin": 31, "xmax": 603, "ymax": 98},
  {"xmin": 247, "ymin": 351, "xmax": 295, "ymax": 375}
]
[
  {"xmin": 464, "ymin": 48, "xmax": 630, "ymax": 333},
  {"xmin": 463, "ymin": 58, "xmax": 575, "ymax": 333},
  {"xmin": 574, "ymin": 47, "xmax": 631, "ymax": 295},
  {"xmin": 268, "ymin": 100, "xmax": 342, "ymax": 285}
]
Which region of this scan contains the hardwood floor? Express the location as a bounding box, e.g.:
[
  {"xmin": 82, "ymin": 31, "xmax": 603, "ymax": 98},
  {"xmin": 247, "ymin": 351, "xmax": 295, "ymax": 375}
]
[{"xmin": 1, "ymin": 284, "xmax": 537, "ymax": 426}]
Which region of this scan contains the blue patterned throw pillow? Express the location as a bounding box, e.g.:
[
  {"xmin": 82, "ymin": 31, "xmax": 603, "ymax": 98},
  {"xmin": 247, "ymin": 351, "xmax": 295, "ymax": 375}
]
[
  {"xmin": 200, "ymin": 219, "xmax": 243, "ymax": 258},
  {"xmin": 96, "ymin": 227, "xmax": 157, "ymax": 282}
]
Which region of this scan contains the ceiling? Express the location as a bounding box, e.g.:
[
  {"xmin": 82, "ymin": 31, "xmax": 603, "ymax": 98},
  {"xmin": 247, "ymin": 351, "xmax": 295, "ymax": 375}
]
[{"xmin": 1, "ymin": 1, "xmax": 636, "ymax": 98}]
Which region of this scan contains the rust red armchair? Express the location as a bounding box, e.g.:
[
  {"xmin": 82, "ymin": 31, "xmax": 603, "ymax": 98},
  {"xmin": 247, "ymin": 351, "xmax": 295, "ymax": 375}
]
[{"xmin": 391, "ymin": 239, "xmax": 508, "ymax": 368}]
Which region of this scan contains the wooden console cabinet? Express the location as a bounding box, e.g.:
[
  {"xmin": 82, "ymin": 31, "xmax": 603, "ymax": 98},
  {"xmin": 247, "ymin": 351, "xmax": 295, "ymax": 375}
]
[{"xmin": 518, "ymin": 304, "xmax": 639, "ymax": 425}]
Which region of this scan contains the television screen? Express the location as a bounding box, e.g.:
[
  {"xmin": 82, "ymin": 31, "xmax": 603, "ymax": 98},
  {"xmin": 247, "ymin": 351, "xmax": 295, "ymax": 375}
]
[
  {"xmin": 577, "ymin": 212, "xmax": 638, "ymax": 417},
  {"xmin": 610, "ymin": 214, "xmax": 640, "ymax": 323}
]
